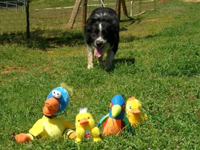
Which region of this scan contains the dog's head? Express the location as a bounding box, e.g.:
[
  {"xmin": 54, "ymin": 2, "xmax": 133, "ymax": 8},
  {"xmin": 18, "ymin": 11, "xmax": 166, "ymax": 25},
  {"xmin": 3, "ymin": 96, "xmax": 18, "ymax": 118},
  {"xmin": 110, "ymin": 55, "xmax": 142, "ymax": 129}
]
[{"xmin": 85, "ymin": 15, "xmax": 119, "ymax": 57}]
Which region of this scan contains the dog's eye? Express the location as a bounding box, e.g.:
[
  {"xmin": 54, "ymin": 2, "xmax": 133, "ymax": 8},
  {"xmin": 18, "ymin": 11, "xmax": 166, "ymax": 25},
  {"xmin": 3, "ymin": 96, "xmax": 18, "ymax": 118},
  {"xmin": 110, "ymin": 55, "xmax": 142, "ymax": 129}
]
[
  {"xmin": 92, "ymin": 33, "xmax": 96, "ymax": 38},
  {"xmin": 102, "ymin": 30, "xmax": 106, "ymax": 35},
  {"xmin": 92, "ymin": 29, "xmax": 99, "ymax": 34},
  {"xmin": 87, "ymin": 29, "xmax": 91, "ymax": 33}
]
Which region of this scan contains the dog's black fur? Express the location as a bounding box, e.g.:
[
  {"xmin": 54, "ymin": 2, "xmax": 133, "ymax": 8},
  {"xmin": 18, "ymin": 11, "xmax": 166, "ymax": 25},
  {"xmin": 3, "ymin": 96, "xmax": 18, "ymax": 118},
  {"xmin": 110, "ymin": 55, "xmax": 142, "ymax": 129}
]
[{"xmin": 84, "ymin": 7, "xmax": 119, "ymax": 70}]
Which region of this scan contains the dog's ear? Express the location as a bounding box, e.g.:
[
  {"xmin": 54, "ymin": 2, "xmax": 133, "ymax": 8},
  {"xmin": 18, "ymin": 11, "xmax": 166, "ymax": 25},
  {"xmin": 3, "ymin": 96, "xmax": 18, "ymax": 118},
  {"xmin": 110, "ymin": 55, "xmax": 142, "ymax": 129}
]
[
  {"xmin": 84, "ymin": 18, "xmax": 95, "ymax": 33},
  {"xmin": 86, "ymin": 17, "xmax": 96, "ymax": 26}
]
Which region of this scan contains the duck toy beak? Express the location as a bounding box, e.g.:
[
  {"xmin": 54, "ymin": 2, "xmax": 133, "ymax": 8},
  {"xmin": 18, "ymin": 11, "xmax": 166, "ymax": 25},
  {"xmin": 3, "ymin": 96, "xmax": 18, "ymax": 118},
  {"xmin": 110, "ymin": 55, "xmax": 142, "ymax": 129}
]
[
  {"xmin": 80, "ymin": 118, "xmax": 89, "ymax": 127},
  {"xmin": 43, "ymin": 97, "xmax": 60, "ymax": 116},
  {"xmin": 131, "ymin": 108, "xmax": 141, "ymax": 114}
]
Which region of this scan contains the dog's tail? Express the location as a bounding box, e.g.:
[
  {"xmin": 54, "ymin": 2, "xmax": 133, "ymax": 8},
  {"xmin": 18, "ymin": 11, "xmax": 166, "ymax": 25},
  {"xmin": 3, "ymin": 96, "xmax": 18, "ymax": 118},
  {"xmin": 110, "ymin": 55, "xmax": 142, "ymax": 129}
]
[{"xmin": 100, "ymin": 0, "xmax": 105, "ymax": 7}]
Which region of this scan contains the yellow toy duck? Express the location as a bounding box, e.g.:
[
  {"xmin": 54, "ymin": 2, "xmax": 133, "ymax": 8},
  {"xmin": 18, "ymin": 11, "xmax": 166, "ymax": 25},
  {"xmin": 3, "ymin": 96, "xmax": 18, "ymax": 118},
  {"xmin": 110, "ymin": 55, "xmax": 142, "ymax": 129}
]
[
  {"xmin": 15, "ymin": 84, "xmax": 76, "ymax": 143},
  {"xmin": 75, "ymin": 108, "xmax": 101, "ymax": 143},
  {"xmin": 126, "ymin": 97, "xmax": 147, "ymax": 127}
]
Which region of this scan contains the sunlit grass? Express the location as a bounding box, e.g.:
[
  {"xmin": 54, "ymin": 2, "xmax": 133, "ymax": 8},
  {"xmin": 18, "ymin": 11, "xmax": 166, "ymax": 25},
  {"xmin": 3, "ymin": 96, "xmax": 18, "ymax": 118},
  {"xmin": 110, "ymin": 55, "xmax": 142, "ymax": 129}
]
[{"xmin": 0, "ymin": 0, "xmax": 200, "ymax": 149}]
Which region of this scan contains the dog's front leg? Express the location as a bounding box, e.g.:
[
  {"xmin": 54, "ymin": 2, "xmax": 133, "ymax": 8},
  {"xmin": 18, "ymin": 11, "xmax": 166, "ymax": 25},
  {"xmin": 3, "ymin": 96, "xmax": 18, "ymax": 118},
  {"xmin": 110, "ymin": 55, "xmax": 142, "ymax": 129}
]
[
  {"xmin": 104, "ymin": 50, "xmax": 115, "ymax": 70},
  {"xmin": 87, "ymin": 46, "xmax": 94, "ymax": 69},
  {"xmin": 97, "ymin": 55, "xmax": 103, "ymax": 64}
]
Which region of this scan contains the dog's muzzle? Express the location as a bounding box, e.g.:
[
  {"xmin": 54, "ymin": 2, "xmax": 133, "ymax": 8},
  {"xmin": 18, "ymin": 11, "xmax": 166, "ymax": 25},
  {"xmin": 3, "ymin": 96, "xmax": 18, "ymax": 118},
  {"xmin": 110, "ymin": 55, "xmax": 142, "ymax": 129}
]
[
  {"xmin": 96, "ymin": 41, "xmax": 104, "ymax": 47},
  {"xmin": 95, "ymin": 37, "xmax": 105, "ymax": 48}
]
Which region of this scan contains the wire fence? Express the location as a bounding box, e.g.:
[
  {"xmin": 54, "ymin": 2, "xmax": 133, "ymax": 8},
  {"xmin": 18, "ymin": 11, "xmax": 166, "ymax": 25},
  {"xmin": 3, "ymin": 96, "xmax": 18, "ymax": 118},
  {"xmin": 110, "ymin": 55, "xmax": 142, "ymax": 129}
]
[
  {"xmin": 0, "ymin": 0, "xmax": 169, "ymax": 36},
  {"xmin": 0, "ymin": 0, "xmax": 25, "ymax": 8}
]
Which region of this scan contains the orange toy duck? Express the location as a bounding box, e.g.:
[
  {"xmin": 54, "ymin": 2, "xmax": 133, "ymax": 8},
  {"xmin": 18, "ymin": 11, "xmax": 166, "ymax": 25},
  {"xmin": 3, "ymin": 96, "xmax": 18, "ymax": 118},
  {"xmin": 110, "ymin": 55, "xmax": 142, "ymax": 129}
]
[
  {"xmin": 15, "ymin": 84, "xmax": 76, "ymax": 143},
  {"xmin": 126, "ymin": 97, "xmax": 147, "ymax": 127}
]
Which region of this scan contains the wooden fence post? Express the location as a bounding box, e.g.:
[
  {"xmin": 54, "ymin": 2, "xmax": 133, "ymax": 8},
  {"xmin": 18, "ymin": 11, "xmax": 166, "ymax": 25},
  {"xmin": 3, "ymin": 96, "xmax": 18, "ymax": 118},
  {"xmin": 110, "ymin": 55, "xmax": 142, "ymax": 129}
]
[
  {"xmin": 121, "ymin": 0, "xmax": 128, "ymax": 17},
  {"xmin": 26, "ymin": 0, "xmax": 30, "ymax": 39},
  {"xmin": 116, "ymin": 0, "xmax": 121, "ymax": 20},
  {"xmin": 130, "ymin": 1, "xmax": 133, "ymax": 17},
  {"xmin": 67, "ymin": 0, "xmax": 83, "ymax": 30},
  {"xmin": 82, "ymin": 0, "xmax": 87, "ymax": 27}
]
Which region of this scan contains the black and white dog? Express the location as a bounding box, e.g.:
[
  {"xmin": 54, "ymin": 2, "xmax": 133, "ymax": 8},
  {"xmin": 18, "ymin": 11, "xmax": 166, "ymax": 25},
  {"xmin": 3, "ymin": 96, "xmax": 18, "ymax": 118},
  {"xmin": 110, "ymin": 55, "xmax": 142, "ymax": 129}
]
[{"xmin": 84, "ymin": 7, "xmax": 119, "ymax": 70}]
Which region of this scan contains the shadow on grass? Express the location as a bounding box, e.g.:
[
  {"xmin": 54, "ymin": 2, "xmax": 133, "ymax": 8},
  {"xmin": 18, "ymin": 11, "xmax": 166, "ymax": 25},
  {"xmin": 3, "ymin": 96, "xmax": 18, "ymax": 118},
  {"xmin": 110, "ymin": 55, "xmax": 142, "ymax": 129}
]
[
  {"xmin": 119, "ymin": 16, "xmax": 158, "ymax": 43},
  {"xmin": 120, "ymin": 16, "xmax": 142, "ymax": 32},
  {"xmin": 120, "ymin": 16, "xmax": 142, "ymax": 24},
  {"xmin": 120, "ymin": 33, "xmax": 157, "ymax": 44},
  {"xmin": 0, "ymin": 28, "xmax": 85, "ymax": 49},
  {"xmin": 119, "ymin": 16, "xmax": 159, "ymax": 44},
  {"xmin": 113, "ymin": 58, "xmax": 135, "ymax": 64},
  {"xmin": 0, "ymin": 16, "xmax": 155, "ymax": 49},
  {"xmin": 107, "ymin": 58, "xmax": 136, "ymax": 72}
]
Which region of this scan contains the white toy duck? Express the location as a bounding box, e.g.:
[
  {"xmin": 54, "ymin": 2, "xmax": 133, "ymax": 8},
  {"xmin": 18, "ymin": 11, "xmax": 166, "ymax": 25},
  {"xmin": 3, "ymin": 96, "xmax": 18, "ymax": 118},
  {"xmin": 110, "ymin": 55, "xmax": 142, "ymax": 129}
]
[{"xmin": 15, "ymin": 84, "xmax": 76, "ymax": 143}]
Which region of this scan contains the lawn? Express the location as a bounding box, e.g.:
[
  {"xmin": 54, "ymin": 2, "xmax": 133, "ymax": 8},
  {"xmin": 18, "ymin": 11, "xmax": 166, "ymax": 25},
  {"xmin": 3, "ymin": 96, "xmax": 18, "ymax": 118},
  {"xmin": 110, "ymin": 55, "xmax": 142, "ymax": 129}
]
[{"xmin": 0, "ymin": 0, "xmax": 200, "ymax": 149}]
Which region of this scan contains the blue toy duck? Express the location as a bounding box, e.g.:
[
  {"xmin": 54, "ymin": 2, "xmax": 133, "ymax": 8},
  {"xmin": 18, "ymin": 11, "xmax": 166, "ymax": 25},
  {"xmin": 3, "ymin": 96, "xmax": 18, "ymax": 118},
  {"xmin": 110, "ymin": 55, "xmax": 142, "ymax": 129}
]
[
  {"xmin": 15, "ymin": 84, "xmax": 76, "ymax": 143},
  {"xmin": 97, "ymin": 94, "xmax": 131, "ymax": 136}
]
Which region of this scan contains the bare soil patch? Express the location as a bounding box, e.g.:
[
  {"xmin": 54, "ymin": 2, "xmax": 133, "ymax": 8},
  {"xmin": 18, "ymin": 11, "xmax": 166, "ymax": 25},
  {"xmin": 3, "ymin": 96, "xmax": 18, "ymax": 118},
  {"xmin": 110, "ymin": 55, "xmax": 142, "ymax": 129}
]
[
  {"xmin": 143, "ymin": 19, "xmax": 159, "ymax": 23},
  {"xmin": 1, "ymin": 66, "xmax": 27, "ymax": 74}
]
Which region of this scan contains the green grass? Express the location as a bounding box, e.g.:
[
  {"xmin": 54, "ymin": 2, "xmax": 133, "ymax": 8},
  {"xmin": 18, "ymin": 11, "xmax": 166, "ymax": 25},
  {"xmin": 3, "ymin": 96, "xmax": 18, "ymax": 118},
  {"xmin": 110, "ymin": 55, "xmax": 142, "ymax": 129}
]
[{"xmin": 0, "ymin": 0, "xmax": 200, "ymax": 149}]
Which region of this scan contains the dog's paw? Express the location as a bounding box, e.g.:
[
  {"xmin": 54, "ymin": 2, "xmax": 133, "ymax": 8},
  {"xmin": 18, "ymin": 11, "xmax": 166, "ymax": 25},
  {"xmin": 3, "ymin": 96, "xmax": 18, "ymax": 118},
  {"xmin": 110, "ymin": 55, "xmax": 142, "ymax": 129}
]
[
  {"xmin": 87, "ymin": 64, "xmax": 93, "ymax": 69},
  {"xmin": 104, "ymin": 63, "xmax": 111, "ymax": 71}
]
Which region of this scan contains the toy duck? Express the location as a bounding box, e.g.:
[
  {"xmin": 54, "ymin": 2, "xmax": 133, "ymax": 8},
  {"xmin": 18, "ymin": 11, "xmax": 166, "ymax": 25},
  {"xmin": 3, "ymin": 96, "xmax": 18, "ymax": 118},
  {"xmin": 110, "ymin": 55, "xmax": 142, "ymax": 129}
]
[
  {"xmin": 126, "ymin": 97, "xmax": 147, "ymax": 127},
  {"xmin": 75, "ymin": 108, "xmax": 101, "ymax": 143},
  {"xmin": 97, "ymin": 95, "xmax": 131, "ymax": 136},
  {"xmin": 15, "ymin": 84, "xmax": 76, "ymax": 143}
]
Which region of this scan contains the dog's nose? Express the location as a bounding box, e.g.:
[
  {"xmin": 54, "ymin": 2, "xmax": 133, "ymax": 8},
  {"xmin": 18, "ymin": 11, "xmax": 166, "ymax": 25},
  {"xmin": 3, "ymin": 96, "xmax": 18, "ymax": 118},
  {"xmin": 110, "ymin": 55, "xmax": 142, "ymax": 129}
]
[{"xmin": 96, "ymin": 41, "xmax": 103, "ymax": 47}]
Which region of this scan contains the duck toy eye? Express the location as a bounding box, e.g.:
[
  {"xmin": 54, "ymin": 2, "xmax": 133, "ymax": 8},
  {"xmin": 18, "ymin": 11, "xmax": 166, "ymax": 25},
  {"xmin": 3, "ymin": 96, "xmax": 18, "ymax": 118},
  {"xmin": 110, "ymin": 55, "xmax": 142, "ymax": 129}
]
[{"xmin": 52, "ymin": 90, "xmax": 62, "ymax": 99}]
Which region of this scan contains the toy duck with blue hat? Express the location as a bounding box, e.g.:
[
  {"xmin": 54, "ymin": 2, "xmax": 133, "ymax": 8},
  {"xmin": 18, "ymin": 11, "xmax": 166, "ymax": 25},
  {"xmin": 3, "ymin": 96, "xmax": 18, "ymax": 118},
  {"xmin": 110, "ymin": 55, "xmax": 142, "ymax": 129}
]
[
  {"xmin": 97, "ymin": 94, "xmax": 131, "ymax": 136},
  {"xmin": 15, "ymin": 83, "xmax": 76, "ymax": 143}
]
